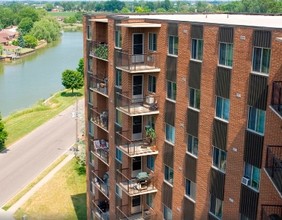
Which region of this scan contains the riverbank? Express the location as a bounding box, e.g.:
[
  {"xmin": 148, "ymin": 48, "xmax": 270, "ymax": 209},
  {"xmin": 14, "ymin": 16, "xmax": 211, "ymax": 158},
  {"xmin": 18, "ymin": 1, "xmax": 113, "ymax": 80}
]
[{"xmin": 1, "ymin": 88, "xmax": 84, "ymax": 150}]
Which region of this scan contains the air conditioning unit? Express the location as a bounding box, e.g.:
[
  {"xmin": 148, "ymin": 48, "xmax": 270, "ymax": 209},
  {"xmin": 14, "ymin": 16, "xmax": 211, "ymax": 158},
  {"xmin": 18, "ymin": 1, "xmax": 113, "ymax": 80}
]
[{"xmin": 241, "ymin": 177, "xmax": 249, "ymax": 186}]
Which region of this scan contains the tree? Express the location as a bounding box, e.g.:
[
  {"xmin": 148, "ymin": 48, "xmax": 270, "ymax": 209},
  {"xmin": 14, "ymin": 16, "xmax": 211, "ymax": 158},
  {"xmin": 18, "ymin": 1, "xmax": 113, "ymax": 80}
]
[
  {"xmin": 76, "ymin": 58, "xmax": 84, "ymax": 77},
  {"xmin": 17, "ymin": 6, "xmax": 39, "ymax": 23},
  {"xmin": 61, "ymin": 70, "xmax": 83, "ymax": 94},
  {"xmin": 44, "ymin": 3, "xmax": 54, "ymax": 12},
  {"xmin": 0, "ymin": 114, "xmax": 8, "ymax": 148},
  {"xmin": 23, "ymin": 35, "xmax": 38, "ymax": 48},
  {"xmin": 18, "ymin": 17, "xmax": 34, "ymax": 35},
  {"xmin": 18, "ymin": 34, "xmax": 25, "ymax": 48},
  {"xmin": 0, "ymin": 45, "xmax": 3, "ymax": 55}
]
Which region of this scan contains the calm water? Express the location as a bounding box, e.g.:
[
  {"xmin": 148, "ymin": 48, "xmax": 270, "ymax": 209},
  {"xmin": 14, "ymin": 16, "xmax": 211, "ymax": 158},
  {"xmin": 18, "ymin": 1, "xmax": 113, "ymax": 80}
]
[{"xmin": 0, "ymin": 32, "xmax": 83, "ymax": 117}]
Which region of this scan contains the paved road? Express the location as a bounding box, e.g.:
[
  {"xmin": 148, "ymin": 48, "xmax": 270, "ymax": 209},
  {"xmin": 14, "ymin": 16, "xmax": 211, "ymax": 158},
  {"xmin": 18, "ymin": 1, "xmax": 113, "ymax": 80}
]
[{"xmin": 0, "ymin": 99, "xmax": 84, "ymax": 207}]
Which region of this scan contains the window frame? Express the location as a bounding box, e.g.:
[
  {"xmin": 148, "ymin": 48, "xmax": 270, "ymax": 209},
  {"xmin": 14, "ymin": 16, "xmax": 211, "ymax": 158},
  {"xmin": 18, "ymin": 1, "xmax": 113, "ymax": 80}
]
[
  {"xmin": 148, "ymin": 75, "xmax": 156, "ymax": 93},
  {"xmin": 187, "ymin": 134, "xmax": 198, "ymax": 158},
  {"xmin": 191, "ymin": 38, "xmax": 203, "ymax": 61},
  {"xmin": 185, "ymin": 178, "xmax": 196, "ymax": 202},
  {"xmin": 243, "ymin": 163, "xmax": 261, "ymax": 191},
  {"xmin": 148, "ymin": 32, "xmax": 157, "ymax": 52},
  {"xmin": 189, "ymin": 87, "xmax": 201, "ymax": 110},
  {"xmin": 115, "ymin": 69, "xmax": 122, "ymax": 88},
  {"xmin": 252, "ymin": 46, "xmax": 271, "ymax": 75},
  {"xmin": 163, "ymin": 204, "xmax": 173, "ymax": 220},
  {"xmin": 212, "ymin": 146, "xmax": 227, "ymax": 173},
  {"xmin": 247, "ymin": 106, "xmax": 266, "ymax": 135},
  {"xmin": 116, "ymin": 184, "xmax": 122, "ymax": 199},
  {"xmin": 116, "ymin": 109, "xmax": 122, "ymax": 127},
  {"xmin": 146, "ymin": 194, "xmax": 154, "ymax": 208},
  {"xmin": 165, "ymin": 123, "xmax": 175, "ymax": 144},
  {"xmin": 218, "ymin": 42, "xmax": 233, "ymax": 67},
  {"xmin": 147, "ymin": 155, "xmax": 155, "ymax": 171},
  {"xmin": 166, "ymin": 80, "xmax": 176, "ymax": 101},
  {"xmin": 209, "ymin": 194, "xmax": 223, "ymax": 220},
  {"xmin": 215, "ymin": 96, "xmax": 230, "ymax": 122},
  {"xmin": 164, "ymin": 165, "xmax": 174, "ymax": 185},
  {"xmin": 168, "ymin": 35, "xmax": 178, "ymax": 56},
  {"xmin": 115, "ymin": 30, "xmax": 122, "ymax": 49},
  {"xmin": 116, "ymin": 147, "xmax": 123, "ymax": 163}
]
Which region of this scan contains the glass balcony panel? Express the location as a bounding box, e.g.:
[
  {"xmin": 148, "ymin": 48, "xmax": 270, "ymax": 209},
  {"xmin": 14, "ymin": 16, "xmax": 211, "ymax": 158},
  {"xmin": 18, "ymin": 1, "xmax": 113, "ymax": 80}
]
[
  {"xmin": 90, "ymin": 138, "xmax": 109, "ymax": 165},
  {"xmin": 89, "ymin": 74, "xmax": 108, "ymax": 97},
  {"xmin": 115, "ymin": 51, "xmax": 160, "ymax": 73},
  {"xmin": 89, "ymin": 41, "xmax": 108, "ymax": 61},
  {"xmin": 89, "ymin": 107, "xmax": 108, "ymax": 131},
  {"xmin": 92, "ymin": 170, "xmax": 109, "ymax": 198},
  {"xmin": 116, "ymin": 203, "xmax": 156, "ymax": 220},
  {"xmin": 92, "ymin": 199, "xmax": 109, "ymax": 220}
]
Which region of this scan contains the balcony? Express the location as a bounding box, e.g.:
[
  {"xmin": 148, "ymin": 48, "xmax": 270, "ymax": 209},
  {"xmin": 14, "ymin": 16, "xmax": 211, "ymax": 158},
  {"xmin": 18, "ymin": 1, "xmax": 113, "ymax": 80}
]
[
  {"xmin": 116, "ymin": 168, "xmax": 157, "ymax": 196},
  {"xmin": 265, "ymin": 146, "xmax": 282, "ymax": 195},
  {"xmin": 116, "ymin": 130, "xmax": 158, "ymax": 157},
  {"xmin": 90, "ymin": 107, "xmax": 108, "ymax": 132},
  {"xmin": 89, "ymin": 74, "xmax": 108, "ymax": 97},
  {"xmin": 271, "ymin": 81, "xmax": 282, "ymax": 118},
  {"xmin": 90, "ymin": 139, "xmax": 109, "ymax": 165},
  {"xmin": 261, "ymin": 205, "xmax": 282, "ymax": 220},
  {"xmin": 89, "ymin": 41, "xmax": 108, "ymax": 61},
  {"xmin": 115, "ymin": 51, "xmax": 160, "ymax": 73},
  {"xmin": 116, "ymin": 204, "xmax": 156, "ymax": 220},
  {"xmin": 92, "ymin": 170, "xmax": 109, "ymax": 198},
  {"xmin": 116, "ymin": 93, "xmax": 159, "ymax": 117},
  {"xmin": 92, "ymin": 199, "xmax": 109, "ymax": 220}
]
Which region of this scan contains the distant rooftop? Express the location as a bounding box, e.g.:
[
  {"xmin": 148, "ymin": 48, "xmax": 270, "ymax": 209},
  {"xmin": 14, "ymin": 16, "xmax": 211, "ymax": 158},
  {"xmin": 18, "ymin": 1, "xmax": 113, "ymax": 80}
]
[{"xmin": 114, "ymin": 14, "xmax": 282, "ymax": 29}]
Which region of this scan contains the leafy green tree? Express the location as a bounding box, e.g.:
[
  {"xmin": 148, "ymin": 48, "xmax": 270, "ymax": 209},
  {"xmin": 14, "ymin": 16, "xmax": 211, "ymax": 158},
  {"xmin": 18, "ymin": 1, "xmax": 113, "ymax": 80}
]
[
  {"xmin": 23, "ymin": 35, "xmax": 38, "ymax": 48},
  {"xmin": 74, "ymin": 12, "xmax": 83, "ymax": 22},
  {"xmin": 17, "ymin": 7, "xmax": 39, "ymax": 23},
  {"xmin": 121, "ymin": 7, "xmax": 131, "ymax": 13},
  {"xmin": 0, "ymin": 114, "xmax": 8, "ymax": 148},
  {"xmin": 156, "ymin": 7, "xmax": 166, "ymax": 13},
  {"xmin": 64, "ymin": 16, "xmax": 77, "ymax": 24},
  {"xmin": 0, "ymin": 45, "xmax": 3, "ymax": 55},
  {"xmin": 162, "ymin": 0, "xmax": 171, "ymax": 11},
  {"xmin": 18, "ymin": 17, "xmax": 34, "ymax": 35},
  {"xmin": 30, "ymin": 17, "xmax": 61, "ymax": 43},
  {"xmin": 76, "ymin": 58, "xmax": 84, "ymax": 77},
  {"xmin": 18, "ymin": 34, "xmax": 25, "ymax": 48},
  {"xmin": 104, "ymin": 0, "xmax": 125, "ymax": 11},
  {"xmin": 44, "ymin": 3, "xmax": 54, "ymax": 12},
  {"xmin": 61, "ymin": 70, "xmax": 83, "ymax": 94},
  {"xmin": 0, "ymin": 7, "xmax": 15, "ymax": 28},
  {"xmin": 134, "ymin": 6, "xmax": 151, "ymax": 13}
]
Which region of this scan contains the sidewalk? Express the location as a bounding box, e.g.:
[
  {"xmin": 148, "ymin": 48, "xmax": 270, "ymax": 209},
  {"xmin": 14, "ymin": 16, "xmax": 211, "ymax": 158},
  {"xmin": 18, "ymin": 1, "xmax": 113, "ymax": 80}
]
[{"xmin": 0, "ymin": 153, "xmax": 74, "ymax": 220}]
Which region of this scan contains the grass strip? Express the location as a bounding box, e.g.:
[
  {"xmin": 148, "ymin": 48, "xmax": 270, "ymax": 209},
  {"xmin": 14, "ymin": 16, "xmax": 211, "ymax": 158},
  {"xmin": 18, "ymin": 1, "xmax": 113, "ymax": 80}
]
[
  {"xmin": 2, "ymin": 154, "xmax": 68, "ymax": 211},
  {"xmin": 2, "ymin": 88, "xmax": 83, "ymax": 149},
  {"xmin": 13, "ymin": 158, "xmax": 86, "ymax": 220}
]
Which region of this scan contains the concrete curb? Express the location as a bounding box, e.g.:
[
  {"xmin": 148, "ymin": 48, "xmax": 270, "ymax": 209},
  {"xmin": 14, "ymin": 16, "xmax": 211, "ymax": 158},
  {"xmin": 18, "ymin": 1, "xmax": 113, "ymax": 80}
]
[{"xmin": 0, "ymin": 153, "xmax": 75, "ymax": 219}]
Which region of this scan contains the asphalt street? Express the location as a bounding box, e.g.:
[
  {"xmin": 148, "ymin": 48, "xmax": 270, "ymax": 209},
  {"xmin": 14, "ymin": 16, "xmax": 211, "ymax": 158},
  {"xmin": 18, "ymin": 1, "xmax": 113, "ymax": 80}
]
[{"xmin": 0, "ymin": 99, "xmax": 84, "ymax": 207}]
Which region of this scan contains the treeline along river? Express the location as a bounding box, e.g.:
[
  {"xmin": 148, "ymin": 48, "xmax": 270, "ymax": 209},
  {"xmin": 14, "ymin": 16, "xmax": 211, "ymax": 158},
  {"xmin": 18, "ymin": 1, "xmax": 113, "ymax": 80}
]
[{"xmin": 0, "ymin": 31, "xmax": 83, "ymax": 117}]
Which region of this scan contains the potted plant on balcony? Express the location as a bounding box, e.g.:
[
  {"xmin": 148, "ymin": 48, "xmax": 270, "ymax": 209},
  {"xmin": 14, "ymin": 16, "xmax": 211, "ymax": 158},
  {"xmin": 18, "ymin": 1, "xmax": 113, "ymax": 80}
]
[{"xmin": 145, "ymin": 126, "xmax": 157, "ymax": 151}]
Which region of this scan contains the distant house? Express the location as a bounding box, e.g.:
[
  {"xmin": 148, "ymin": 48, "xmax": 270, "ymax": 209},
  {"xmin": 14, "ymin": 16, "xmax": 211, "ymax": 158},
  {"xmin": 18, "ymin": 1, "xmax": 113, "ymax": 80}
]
[{"xmin": 0, "ymin": 27, "xmax": 18, "ymax": 46}]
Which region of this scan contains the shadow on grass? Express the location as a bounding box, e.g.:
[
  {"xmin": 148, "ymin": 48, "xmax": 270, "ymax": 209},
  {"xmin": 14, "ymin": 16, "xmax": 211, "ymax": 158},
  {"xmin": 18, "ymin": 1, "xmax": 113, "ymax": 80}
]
[
  {"xmin": 71, "ymin": 193, "xmax": 87, "ymax": 220},
  {"xmin": 61, "ymin": 91, "xmax": 83, "ymax": 97}
]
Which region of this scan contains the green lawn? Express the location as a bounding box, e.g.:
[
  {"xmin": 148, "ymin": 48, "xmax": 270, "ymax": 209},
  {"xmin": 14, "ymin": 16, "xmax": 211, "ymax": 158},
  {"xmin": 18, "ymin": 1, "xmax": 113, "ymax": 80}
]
[
  {"xmin": 48, "ymin": 11, "xmax": 77, "ymax": 17},
  {"xmin": 2, "ymin": 89, "xmax": 83, "ymax": 148},
  {"xmin": 14, "ymin": 158, "xmax": 86, "ymax": 220}
]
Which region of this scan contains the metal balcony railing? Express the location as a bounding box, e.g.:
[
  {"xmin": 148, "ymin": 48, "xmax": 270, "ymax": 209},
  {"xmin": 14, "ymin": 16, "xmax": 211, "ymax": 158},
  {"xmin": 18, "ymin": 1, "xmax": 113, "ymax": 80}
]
[
  {"xmin": 116, "ymin": 92, "xmax": 159, "ymax": 116},
  {"xmin": 92, "ymin": 170, "xmax": 109, "ymax": 198},
  {"xmin": 90, "ymin": 138, "xmax": 109, "ymax": 165},
  {"xmin": 89, "ymin": 74, "xmax": 108, "ymax": 96},
  {"xmin": 116, "ymin": 168, "xmax": 157, "ymax": 196},
  {"xmin": 265, "ymin": 146, "xmax": 282, "ymax": 195},
  {"xmin": 261, "ymin": 205, "xmax": 282, "ymax": 220},
  {"xmin": 92, "ymin": 199, "xmax": 109, "ymax": 220},
  {"xmin": 89, "ymin": 41, "xmax": 108, "ymax": 61},
  {"xmin": 115, "ymin": 50, "xmax": 160, "ymax": 73},
  {"xmin": 90, "ymin": 107, "xmax": 108, "ymax": 131},
  {"xmin": 116, "ymin": 203, "xmax": 156, "ymax": 220},
  {"xmin": 271, "ymin": 81, "xmax": 282, "ymax": 118},
  {"xmin": 116, "ymin": 130, "xmax": 158, "ymax": 157}
]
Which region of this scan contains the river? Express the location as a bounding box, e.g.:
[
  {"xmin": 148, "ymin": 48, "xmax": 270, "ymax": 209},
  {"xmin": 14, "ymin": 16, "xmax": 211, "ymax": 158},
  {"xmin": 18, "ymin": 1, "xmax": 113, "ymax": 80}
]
[{"xmin": 0, "ymin": 31, "xmax": 83, "ymax": 117}]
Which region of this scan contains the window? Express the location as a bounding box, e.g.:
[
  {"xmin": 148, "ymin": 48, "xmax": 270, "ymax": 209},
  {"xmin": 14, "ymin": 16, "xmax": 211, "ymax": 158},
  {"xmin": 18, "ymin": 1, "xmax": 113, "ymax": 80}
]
[
  {"xmin": 146, "ymin": 194, "xmax": 153, "ymax": 208},
  {"xmin": 89, "ymin": 151, "xmax": 94, "ymax": 165},
  {"xmin": 132, "ymin": 196, "xmax": 140, "ymax": 207},
  {"xmin": 247, "ymin": 106, "xmax": 266, "ymax": 135},
  {"xmin": 210, "ymin": 194, "xmax": 223, "ymax": 219},
  {"xmin": 243, "ymin": 163, "xmax": 261, "ymax": 191},
  {"xmin": 115, "ymin": 69, "xmax": 122, "ymax": 87},
  {"xmin": 219, "ymin": 43, "xmax": 233, "ymax": 67},
  {"xmin": 116, "ymin": 148, "xmax": 122, "ymax": 163},
  {"xmin": 146, "ymin": 115, "xmax": 155, "ymax": 130},
  {"xmin": 167, "ymin": 81, "xmax": 176, "ymax": 101},
  {"xmin": 88, "ymin": 90, "xmax": 93, "ymax": 105},
  {"xmin": 187, "ymin": 134, "xmax": 198, "ymax": 157},
  {"xmin": 185, "ymin": 179, "xmax": 196, "ymax": 201},
  {"xmin": 87, "ymin": 25, "xmax": 92, "ymax": 40},
  {"xmin": 163, "ymin": 205, "xmax": 172, "ymax": 220},
  {"xmin": 252, "ymin": 47, "xmax": 270, "ymax": 74},
  {"xmin": 147, "ymin": 155, "xmax": 155, "ymax": 171},
  {"xmin": 148, "ymin": 75, "xmax": 156, "ymax": 93},
  {"xmin": 191, "ymin": 38, "xmax": 203, "ymax": 60},
  {"xmin": 89, "ymin": 120, "xmax": 94, "ymax": 137},
  {"xmin": 165, "ymin": 123, "xmax": 175, "ymax": 144},
  {"xmin": 212, "ymin": 147, "xmax": 227, "ymax": 173},
  {"xmin": 88, "ymin": 57, "xmax": 93, "ymax": 72},
  {"xmin": 164, "ymin": 165, "xmax": 174, "ymax": 185},
  {"xmin": 149, "ymin": 33, "xmax": 157, "ymax": 51},
  {"xmin": 168, "ymin": 35, "xmax": 178, "ymax": 55},
  {"xmin": 116, "ymin": 184, "xmax": 122, "ymax": 199},
  {"xmin": 115, "ymin": 30, "xmax": 122, "ymax": 48},
  {"xmin": 215, "ymin": 96, "xmax": 230, "ymax": 121},
  {"xmin": 189, "ymin": 88, "xmax": 200, "ymax": 109},
  {"xmin": 116, "ymin": 109, "xmax": 122, "ymax": 126}
]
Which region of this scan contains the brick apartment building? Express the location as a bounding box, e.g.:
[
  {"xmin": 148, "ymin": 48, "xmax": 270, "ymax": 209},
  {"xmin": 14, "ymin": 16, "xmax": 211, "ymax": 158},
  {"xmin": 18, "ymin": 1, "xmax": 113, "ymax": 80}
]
[{"xmin": 83, "ymin": 13, "xmax": 282, "ymax": 220}]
